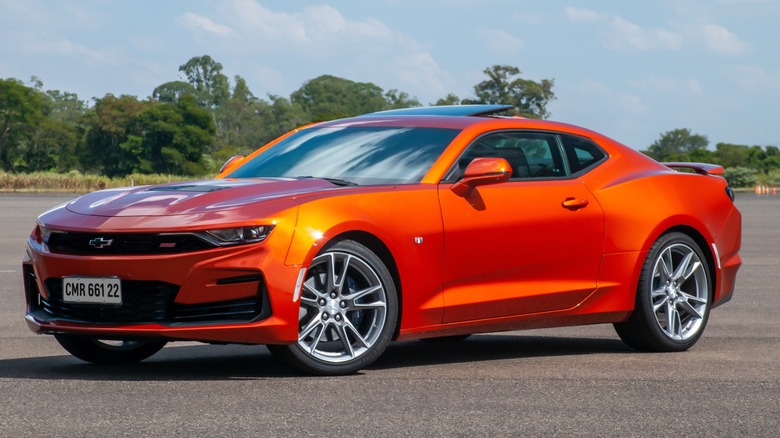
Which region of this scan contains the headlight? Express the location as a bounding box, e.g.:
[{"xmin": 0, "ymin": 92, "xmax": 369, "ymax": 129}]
[
  {"xmin": 36, "ymin": 223, "xmax": 53, "ymax": 243},
  {"xmin": 199, "ymin": 225, "xmax": 274, "ymax": 246}
]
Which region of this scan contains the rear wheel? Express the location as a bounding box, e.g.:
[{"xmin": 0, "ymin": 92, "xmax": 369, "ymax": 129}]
[
  {"xmin": 54, "ymin": 335, "xmax": 167, "ymax": 364},
  {"xmin": 614, "ymin": 232, "xmax": 711, "ymax": 351},
  {"xmin": 268, "ymin": 240, "xmax": 398, "ymax": 375}
]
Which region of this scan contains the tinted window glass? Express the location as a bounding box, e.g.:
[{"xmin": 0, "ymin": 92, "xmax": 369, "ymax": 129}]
[
  {"xmin": 228, "ymin": 126, "xmax": 460, "ymax": 185},
  {"xmin": 447, "ymin": 132, "xmax": 565, "ymax": 181},
  {"xmin": 559, "ymin": 134, "xmax": 607, "ymax": 174}
]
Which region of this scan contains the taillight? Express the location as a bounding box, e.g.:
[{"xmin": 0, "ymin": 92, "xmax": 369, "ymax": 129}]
[{"xmin": 725, "ymin": 186, "xmax": 735, "ymax": 202}]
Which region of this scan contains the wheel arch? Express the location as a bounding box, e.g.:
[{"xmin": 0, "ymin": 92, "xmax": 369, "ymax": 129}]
[
  {"xmin": 650, "ymin": 225, "xmax": 717, "ymax": 296},
  {"xmin": 323, "ymin": 230, "xmax": 404, "ymax": 340}
]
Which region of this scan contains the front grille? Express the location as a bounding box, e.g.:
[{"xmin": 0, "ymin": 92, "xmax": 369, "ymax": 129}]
[
  {"xmin": 44, "ymin": 279, "xmax": 178, "ymax": 322},
  {"xmin": 46, "ymin": 232, "xmax": 215, "ymax": 255},
  {"xmin": 37, "ymin": 278, "xmax": 270, "ymax": 325},
  {"xmin": 172, "ymin": 296, "xmax": 265, "ymax": 323}
]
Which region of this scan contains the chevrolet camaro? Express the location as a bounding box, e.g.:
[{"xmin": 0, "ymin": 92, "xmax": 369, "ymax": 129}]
[{"xmin": 23, "ymin": 105, "xmax": 742, "ymax": 375}]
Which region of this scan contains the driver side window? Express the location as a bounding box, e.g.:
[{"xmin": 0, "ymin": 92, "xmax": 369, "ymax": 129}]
[{"xmin": 448, "ymin": 132, "xmax": 565, "ymax": 181}]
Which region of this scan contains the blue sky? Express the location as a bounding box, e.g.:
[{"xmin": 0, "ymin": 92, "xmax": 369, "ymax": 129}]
[{"xmin": 1, "ymin": 0, "xmax": 778, "ymax": 150}]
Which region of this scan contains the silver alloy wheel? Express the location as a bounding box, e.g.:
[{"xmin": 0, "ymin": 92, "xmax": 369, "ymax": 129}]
[
  {"xmin": 297, "ymin": 251, "xmax": 388, "ymax": 363},
  {"xmin": 650, "ymin": 242, "xmax": 709, "ymax": 341}
]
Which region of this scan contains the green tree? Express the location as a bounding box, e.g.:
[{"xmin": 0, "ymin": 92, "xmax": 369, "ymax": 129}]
[
  {"xmin": 433, "ymin": 93, "xmax": 462, "ymax": 106},
  {"xmin": 666, "ymin": 148, "xmax": 719, "ymax": 164},
  {"xmin": 214, "ymin": 97, "xmax": 269, "ymax": 155},
  {"xmin": 714, "ymin": 142, "xmax": 748, "ymax": 168},
  {"xmin": 723, "ymin": 166, "xmax": 759, "ymax": 188},
  {"xmin": 31, "ymin": 87, "xmax": 85, "ymax": 172},
  {"xmin": 82, "ymin": 93, "xmax": 215, "ymax": 177},
  {"xmin": 644, "ymin": 129, "xmax": 709, "ymax": 161},
  {"xmin": 21, "ymin": 117, "xmax": 80, "ymax": 172},
  {"xmin": 178, "ymin": 55, "xmax": 230, "ymax": 108},
  {"xmin": 384, "ymin": 89, "xmax": 420, "ymax": 109},
  {"xmin": 261, "ymin": 95, "xmax": 308, "ymax": 140},
  {"xmin": 80, "ymin": 94, "xmax": 146, "ymax": 177},
  {"xmin": 153, "ymin": 81, "xmax": 198, "ymax": 104},
  {"xmin": 138, "ymin": 94, "xmax": 215, "ymax": 175},
  {"xmin": 744, "ymin": 146, "xmax": 768, "ymax": 174},
  {"xmin": 210, "ymin": 75, "xmax": 262, "ymax": 154},
  {"xmin": 0, "ymin": 78, "xmax": 44, "ymax": 171},
  {"xmin": 43, "ymin": 90, "xmax": 87, "ymax": 123},
  {"xmin": 465, "ymin": 65, "xmax": 555, "ymax": 118},
  {"xmin": 231, "ymin": 75, "xmax": 255, "ymax": 102},
  {"xmin": 291, "ymin": 75, "xmax": 387, "ymax": 121},
  {"xmin": 764, "ymin": 155, "xmax": 780, "ymax": 173}
]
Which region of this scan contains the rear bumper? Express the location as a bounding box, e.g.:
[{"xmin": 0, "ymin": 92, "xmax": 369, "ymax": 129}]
[{"xmin": 712, "ymin": 204, "xmax": 742, "ymax": 308}]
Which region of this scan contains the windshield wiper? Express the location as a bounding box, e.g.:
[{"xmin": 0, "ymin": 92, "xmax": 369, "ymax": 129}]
[{"xmin": 295, "ymin": 176, "xmax": 359, "ymax": 186}]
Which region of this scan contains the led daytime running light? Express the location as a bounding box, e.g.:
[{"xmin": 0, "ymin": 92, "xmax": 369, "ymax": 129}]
[{"xmin": 202, "ymin": 225, "xmax": 274, "ymax": 246}]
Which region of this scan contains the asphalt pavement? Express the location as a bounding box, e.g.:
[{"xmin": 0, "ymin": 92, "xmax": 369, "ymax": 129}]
[{"xmin": 0, "ymin": 192, "xmax": 777, "ymax": 437}]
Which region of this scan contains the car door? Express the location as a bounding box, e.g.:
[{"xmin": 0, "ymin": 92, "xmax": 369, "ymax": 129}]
[{"xmin": 438, "ymin": 131, "xmax": 606, "ymax": 323}]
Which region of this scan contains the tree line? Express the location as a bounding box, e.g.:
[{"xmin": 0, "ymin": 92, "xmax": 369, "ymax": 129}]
[
  {"xmin": 642, "ymin": 128, "xmax": 780, "ymax": 187},
  {"xmin": 1, "ymin": 55, "xmax": 776, "ymax": 187},
  {"xmin": 0, "ymin": 57, "xmax": 553, "ymax": 178}
]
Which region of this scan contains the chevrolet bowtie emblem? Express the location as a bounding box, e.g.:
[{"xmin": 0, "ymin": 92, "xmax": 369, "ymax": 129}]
[{"xmin": 88, "ymin": 237, "xmax": 114, "ymax": 249}]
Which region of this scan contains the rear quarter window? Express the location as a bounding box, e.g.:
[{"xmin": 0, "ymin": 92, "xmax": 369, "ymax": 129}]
[{"xmin": 560, "ymin": 134, "xmax": 607, "ymax": 174}]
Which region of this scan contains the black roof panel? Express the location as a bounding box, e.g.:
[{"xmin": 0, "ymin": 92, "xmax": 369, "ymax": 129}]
[{"xmin": 360, "ymin": 104, "xmax": 514, "ymax": 118}]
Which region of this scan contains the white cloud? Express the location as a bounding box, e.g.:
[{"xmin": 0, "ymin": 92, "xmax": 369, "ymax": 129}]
[
  {"xmin": 183, "ymin": 0, "xmax": 447, "ymax": 100},
  {"xmin": 202, "ymin": 0, "xmax": 418, "ymax": 56},
  {"xmin": 176, "ymin": 12, "xmax": 236, "ymax": 38},
  {"xmin": 302, "ymin": 5, "xmax": 348, "ymax": 36},
  {"xmin": 479, "ymin": 29, "xmax": 525, "ymax": 55},
  {"xmin": 23, "ymin": 36, "xmax": 107, "ymax": 63},
  {"xmin": 565, "ymin": 8, "xmax": 747, "ymax": 55},
  {"xmin": 697, "ymin": 23, "xmax": 750, "ymax": 54},
  {"xmin": 228, "ymin": 0, "xmax": 308, "ymax": 43},
  {"xmin": 393, "ymin": 52, "xmax": 450, "ymax": 100},
  {"xmin": 564, "ymin": 8, "xmax": 682, "ymax": 51},
  {"xmin": 608, "ymin": 17, "xmax": 682, "ymax": 51},
  {"xmin": 563, "ymin": 7, "xmax": 602, "ymax": 23}
]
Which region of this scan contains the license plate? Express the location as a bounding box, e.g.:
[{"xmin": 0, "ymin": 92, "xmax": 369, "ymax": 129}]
[{"xmin": 62, "ymin": 277, "xmax": 122, "ymax": 304}]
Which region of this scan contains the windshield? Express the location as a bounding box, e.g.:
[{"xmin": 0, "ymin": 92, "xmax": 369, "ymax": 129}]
[{"xmin": 227, "ymin": 126, "xmax": 460, "ymax": 185}]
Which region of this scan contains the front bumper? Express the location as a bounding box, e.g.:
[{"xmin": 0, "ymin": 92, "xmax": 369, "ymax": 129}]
[{"xmin": 23, "ymin": 237, "xmax": 303, "ymax": 344}]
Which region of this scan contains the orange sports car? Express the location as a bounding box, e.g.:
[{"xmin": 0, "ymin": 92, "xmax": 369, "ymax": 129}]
[{"xmin": 23, "ymin": 105, "xmax": 742, "ymax": 375}]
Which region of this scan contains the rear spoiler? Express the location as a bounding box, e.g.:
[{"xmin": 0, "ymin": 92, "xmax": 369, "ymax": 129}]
[{"xmin": 662, "ymin": 162, "xmax": 724, "ymax": 176}]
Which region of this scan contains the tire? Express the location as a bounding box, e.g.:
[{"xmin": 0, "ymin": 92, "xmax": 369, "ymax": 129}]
[
  {"xmin": 614, "ymin": 232, "xmax": 711, "ymax": 352},
  {"xmin": 55, "ymin": 334, "xmax": 167, "ymax": 364},
  {"xmin": 268, "ymin": 240, "xmax": 398, "ymax": 375}
]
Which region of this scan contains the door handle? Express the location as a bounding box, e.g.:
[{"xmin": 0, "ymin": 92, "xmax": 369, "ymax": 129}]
[{"xmin": 562, "ymin": 197, "xmax": 589, "ymax": 210}]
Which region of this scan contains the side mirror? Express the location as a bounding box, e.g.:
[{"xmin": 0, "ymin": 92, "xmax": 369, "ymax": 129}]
[
  {"xmin": 219, "ymin": 155, "xmax": 245, "ymax": 175},
  {"xmin": 450, "ymin": 157, "xmax": 512, "ymax": 196}
]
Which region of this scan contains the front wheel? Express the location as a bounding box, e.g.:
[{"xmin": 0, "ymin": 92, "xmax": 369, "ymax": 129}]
[
  {"xmin": 614, "ymin": 232, "xmax": 711, "ymax": 351},
  {"xmin": 54, "ymin": 335, "xmax": 167, "ymax": 364},
  {"xmin": 268, "ymin": 240, "xmax": 398, "ymax": 375}
]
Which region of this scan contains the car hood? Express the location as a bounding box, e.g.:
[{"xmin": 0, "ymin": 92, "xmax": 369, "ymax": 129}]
[{"xmin": 65, "ymin": 178, "xmax": 343, "ymax": 217}]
